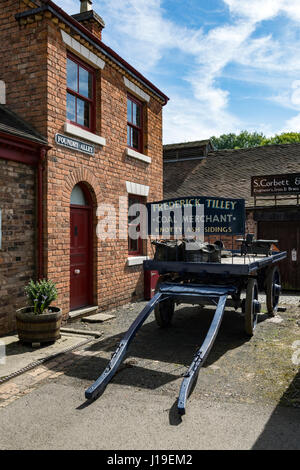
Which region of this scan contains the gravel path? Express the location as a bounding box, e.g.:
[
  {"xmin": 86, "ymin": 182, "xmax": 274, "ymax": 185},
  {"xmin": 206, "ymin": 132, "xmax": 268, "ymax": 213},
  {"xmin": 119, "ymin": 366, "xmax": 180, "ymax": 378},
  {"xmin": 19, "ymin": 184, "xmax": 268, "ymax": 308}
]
[
  {"xmin": 1, "ymin": 292, "xmax": 299, "ymax": 450},
  {"xmin": 65, "ymin": 292, "xmax": 300, "ymax": 408}
]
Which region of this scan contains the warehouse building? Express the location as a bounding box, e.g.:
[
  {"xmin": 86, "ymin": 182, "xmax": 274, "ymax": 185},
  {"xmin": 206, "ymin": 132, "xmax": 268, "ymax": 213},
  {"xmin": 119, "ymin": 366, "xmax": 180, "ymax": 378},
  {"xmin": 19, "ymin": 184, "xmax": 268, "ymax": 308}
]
[{"xmin": 164, "ymin": 142, "xmax": 300, "ymax": 289}]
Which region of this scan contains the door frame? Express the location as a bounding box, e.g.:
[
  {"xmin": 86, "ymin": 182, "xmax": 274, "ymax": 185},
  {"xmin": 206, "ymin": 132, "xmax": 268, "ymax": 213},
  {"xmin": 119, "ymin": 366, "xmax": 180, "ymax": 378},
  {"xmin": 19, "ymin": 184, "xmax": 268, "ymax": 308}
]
[
  {"xmin": 257, "ymin": 218, "xmax": 300, "ymax": 290},
  {"xmin": 70, "ymin": 183, "xmax": 94, "ymax": 310}
]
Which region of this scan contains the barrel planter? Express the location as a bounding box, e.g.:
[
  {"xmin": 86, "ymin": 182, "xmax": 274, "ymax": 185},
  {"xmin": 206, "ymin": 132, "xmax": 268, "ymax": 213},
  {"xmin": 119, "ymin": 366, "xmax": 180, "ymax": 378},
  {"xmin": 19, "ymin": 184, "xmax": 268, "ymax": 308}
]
[{"xmin": 16, "ymin": 306, "xmax": 62, "ymax": 344}]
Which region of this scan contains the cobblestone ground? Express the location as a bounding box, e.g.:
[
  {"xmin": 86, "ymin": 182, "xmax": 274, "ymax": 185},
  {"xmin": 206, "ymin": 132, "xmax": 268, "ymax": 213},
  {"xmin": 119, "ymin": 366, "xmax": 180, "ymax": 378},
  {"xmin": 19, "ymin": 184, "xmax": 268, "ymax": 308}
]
[
  {"xmin": 259, "ymin": 291, "xmax": 300, "ymax": 306},
  {"xmin": 0, "ymin": 292, "xmax": 299, "ymax": 412}
]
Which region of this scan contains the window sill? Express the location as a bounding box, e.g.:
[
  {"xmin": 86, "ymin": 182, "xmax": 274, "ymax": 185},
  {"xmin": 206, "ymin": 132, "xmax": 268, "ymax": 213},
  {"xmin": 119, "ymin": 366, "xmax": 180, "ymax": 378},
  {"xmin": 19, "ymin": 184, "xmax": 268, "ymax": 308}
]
[
  {"xmin": 127, "ymin": 256, "xmax": 149, "ymax": 266},
  {"xmin": 126, "ymin": 148, "xmax": 151, "ymax": 164},
  {"xmin": 64, "ymin": 122, "xmax": 106, "ymax": 147}
]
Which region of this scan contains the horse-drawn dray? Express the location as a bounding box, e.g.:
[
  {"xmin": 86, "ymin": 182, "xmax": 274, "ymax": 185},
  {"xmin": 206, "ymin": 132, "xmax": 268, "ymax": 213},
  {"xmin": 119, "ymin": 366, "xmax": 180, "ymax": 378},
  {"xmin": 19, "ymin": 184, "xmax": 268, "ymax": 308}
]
[{"xmin": 85, "ymin": 196, "xmax": 286, "ymax": 415}]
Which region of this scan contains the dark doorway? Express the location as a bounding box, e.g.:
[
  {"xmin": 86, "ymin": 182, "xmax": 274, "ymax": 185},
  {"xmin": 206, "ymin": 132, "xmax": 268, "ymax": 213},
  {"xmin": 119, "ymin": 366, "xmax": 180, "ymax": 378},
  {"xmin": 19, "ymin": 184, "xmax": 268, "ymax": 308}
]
[{"xmin": 258, "ymin": 220, "xmax": 300, "ymax": 289}]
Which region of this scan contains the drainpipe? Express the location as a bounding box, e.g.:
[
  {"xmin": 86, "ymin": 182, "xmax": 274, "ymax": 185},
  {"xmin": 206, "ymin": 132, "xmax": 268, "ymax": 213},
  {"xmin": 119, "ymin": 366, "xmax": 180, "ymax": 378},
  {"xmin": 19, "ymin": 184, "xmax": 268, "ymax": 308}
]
[{"xmin": 38, "ymin": 148, "xmax": 46, "ymax": 280}]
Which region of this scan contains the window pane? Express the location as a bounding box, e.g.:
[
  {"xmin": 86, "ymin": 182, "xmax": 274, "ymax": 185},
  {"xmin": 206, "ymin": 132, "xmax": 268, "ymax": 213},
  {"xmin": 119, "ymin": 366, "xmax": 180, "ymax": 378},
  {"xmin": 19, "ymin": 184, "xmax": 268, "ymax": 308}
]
[
  {"xmin": 128, "ymin": 199, "xmax": 140, "ymax": 223},
  {"xmin": 128, "ymin": 236, "xmax": 138, "ymax": 253},
  {"xmin": 127, "ymin": 99, "xmax": 132, "ymax": 123},
  {"xmin": 67, "ymin": 93, "xmax": 76, "ymax": 122},
  {"xmin": 132, "ymin": 127, "xmax": 139, "ymax": 149},
  {"xmin": 77, "ymin": 98, "xmax": 90, "ymax": 128},
  {"xmin": 127, "ymin": 125, "xmax": 131, "ymax": 146},
  {"xmin": 79, "ymin": 66, "xmax": 92, "ymax": 98},
  {"xmin": 132, "ymin": 102, "xmax": 137, "ymax": 125},
  {"xmin": 70, "ymin": 184, "xmax": 87, "ymax": 205},
  {"xmin": 67, "ymin": 58, "xmax": 77, "ymax": 92},
  {"xmin": 136, "ymin": 104, "xmax": 141, "ymax": 127}
]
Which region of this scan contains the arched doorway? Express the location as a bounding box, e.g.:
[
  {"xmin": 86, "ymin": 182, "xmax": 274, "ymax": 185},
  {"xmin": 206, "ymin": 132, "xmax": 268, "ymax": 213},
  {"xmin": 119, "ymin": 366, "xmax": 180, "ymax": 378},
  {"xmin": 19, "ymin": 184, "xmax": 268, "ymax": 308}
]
[{"xmin": 70, "ymin": 183, "xmax": 93, "ymax": 310}]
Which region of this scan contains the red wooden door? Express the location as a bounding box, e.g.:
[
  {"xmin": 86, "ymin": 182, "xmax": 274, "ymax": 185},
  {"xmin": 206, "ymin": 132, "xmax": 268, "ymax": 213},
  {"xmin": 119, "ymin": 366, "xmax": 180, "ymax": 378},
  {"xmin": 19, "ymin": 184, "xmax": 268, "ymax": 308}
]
[
  {"xmin": 258, "ymin": 220, "xmax": 300, "ymax": 290},
  {"xmin": 70, "ymin": 206, "xmax": 91, "ymax": 310}
]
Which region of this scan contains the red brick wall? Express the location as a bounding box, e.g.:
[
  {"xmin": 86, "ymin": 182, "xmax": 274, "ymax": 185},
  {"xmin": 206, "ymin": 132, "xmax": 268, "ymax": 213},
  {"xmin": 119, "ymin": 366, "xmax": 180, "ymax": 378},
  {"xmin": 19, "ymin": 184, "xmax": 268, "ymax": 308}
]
[
  {"xmin": 0, "ymin": 2, "xmax": 164, "ymax": 326},
  {"xmin": 0, "ymin": 1, "xmax": 48, "ymax": 136},
  {"xmin": 77, "ymin": 19, "xmax": 103, "ymax": 41},
  {"xmin": 0, "ymin": 159, "xmax": 36, "ymax": 335},
  {"xmin": 45, "ymin": 23, "xmax": 163, "ymax": 318}
]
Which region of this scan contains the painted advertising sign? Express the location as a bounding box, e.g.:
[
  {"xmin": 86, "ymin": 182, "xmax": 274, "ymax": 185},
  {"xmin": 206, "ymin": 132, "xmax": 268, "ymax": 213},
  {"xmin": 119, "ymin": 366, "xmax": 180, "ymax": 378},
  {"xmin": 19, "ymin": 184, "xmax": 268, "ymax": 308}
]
[
  {"xmin": 147, "ymin": 196, "xmax": 245, "ymax": 237},
  {"xmin": 251, "ymin": 173, "xmax": 300, "ymax": 196}
]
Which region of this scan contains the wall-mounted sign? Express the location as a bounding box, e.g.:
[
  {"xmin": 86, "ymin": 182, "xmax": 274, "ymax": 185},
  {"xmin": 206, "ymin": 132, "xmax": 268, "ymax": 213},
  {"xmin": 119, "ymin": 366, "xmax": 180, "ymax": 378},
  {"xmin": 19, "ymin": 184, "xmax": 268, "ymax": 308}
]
[
  {"xmin": 55, "ymin": 134, "xmax": 95, "ymax": 156},
  {"xmin": 251, "ymin": 173, "xmax": 300, "ymax": 196},
  {"xmin": 147, "ymin": 196, "xmax": 245, "ymax": 236}
]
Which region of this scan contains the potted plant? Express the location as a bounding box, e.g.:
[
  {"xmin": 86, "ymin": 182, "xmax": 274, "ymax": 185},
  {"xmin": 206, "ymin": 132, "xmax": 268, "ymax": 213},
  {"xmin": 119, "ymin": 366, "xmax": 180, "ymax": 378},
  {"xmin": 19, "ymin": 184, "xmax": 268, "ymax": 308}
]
[{"xmin": 16, "ymin": 279, "xmax": 62, "ymax": 345}]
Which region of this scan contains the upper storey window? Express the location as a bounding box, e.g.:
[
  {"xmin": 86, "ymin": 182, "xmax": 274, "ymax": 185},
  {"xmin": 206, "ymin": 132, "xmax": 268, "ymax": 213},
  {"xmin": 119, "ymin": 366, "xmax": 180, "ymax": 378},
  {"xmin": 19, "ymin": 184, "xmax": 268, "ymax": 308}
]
[
  {"xmin": 127, "ymin": 95, "xmax": 143, "ymax": 153},
  {"xmin": 66, "ymin": 54, "xmax": 95, "ymax": 131}
]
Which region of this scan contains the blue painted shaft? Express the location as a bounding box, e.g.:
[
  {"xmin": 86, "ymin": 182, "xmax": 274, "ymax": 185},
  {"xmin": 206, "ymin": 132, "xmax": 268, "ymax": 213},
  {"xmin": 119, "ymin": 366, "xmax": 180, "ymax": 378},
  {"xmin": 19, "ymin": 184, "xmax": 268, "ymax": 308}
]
[
  {"xmin": 177, "ymin": 294, "xmax": 227, "ymax": 415},
  {"xmin": 85, "ymin": 291, "xmax": 163, "ymax": 400}
]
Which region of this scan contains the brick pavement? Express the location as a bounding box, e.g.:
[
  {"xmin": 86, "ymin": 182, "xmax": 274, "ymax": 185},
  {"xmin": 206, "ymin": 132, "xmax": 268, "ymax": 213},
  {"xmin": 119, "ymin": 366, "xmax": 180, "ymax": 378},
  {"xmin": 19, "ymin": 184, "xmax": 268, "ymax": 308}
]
[{"xmin": 0, "ymin": 343, "xmax": 101, "ymax": 408}]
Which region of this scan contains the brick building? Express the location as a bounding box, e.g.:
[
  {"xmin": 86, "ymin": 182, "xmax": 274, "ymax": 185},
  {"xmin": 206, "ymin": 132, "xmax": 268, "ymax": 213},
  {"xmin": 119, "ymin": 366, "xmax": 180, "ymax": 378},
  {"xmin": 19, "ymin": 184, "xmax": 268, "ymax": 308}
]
[
  {"xmin": 164, "ymin": 142, "xmax": 300, "ymax": 290},
  {"xmin": 0, "ymin": 0, "xmax": 168, "ymax": 335},
  {"xmin": 0, "ymin": 105, "xmax": 48, "ymax": 334}
]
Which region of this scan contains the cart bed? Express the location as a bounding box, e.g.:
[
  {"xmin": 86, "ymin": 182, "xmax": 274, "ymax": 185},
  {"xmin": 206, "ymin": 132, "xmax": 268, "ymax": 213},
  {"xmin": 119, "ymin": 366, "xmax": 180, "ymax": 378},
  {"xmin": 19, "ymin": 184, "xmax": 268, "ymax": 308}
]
[{"xmin": 144, "ymin": 251, "xmax": 287, "ymax": 276}]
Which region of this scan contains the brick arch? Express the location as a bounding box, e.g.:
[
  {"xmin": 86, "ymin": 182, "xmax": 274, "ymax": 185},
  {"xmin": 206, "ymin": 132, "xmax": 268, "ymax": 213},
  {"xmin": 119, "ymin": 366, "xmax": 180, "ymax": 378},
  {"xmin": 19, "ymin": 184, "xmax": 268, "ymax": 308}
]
[{"xmin": 63, "ymin": 168, "xmax": 102, "ymax": 207}]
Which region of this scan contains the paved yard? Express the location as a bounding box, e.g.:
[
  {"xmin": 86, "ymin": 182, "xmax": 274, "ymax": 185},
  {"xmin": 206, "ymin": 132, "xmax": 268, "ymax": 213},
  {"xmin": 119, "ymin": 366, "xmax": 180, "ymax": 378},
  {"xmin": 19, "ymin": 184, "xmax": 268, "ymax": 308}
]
[{"xmin": 0, "ymin": 295, "xmax": 299, "ymax": 450}]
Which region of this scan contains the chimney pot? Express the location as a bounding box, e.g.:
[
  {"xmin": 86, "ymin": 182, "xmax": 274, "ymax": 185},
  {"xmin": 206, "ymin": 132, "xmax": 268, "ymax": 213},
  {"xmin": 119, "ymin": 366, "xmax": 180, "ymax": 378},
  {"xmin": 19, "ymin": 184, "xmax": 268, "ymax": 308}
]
[{"xmin": 80, "ymin": 0, "xmax": 93, "ymax": 13}]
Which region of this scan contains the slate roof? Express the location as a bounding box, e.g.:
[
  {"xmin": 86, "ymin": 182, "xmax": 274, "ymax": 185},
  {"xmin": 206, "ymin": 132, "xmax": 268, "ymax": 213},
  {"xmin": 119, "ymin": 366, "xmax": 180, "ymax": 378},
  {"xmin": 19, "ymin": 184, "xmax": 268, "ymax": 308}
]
[
  {"xmin": 0, "ymin": 105, "xmax": 48, "ymax": 146},
  {"xmin": 164, "ymin": 140, "xmax": 212, "ymax": 151},
  {"xmin": 164, "ymin": 140, "xmax": 213, "ymax": 161},
  {"xmin": 163, "ymin": 143, "xmax": 300, "ymax": 207}
]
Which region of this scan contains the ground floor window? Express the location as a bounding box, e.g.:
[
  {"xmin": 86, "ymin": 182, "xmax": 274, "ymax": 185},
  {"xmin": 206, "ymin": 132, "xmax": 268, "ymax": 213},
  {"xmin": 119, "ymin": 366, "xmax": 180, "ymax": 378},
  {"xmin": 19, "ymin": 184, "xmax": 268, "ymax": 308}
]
[{"xmin": 128, "ymin": 195, "xmax": 145, "ymax": 255}]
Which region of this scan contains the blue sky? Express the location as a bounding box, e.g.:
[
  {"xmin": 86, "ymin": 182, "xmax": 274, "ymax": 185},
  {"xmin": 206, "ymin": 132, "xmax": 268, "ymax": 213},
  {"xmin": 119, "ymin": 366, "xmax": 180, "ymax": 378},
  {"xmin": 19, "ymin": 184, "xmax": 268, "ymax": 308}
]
[{"xmin": 57, "ymin": 0, "xmax": 300, "ymax": 143}]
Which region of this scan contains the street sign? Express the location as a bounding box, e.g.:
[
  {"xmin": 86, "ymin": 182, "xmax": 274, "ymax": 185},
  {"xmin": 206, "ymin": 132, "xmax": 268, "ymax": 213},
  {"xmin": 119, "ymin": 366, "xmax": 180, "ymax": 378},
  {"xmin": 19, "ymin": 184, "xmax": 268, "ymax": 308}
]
[{"xmin": 55, "ymin": 133, "xmax": 95, "ymax": 156}]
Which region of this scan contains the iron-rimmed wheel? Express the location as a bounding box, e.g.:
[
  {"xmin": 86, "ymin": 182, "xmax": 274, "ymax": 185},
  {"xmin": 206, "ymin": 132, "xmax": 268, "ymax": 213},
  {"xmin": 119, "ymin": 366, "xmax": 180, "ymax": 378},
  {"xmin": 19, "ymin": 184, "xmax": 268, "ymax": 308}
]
[
  {"xmin": 265, "ymin": 266, "xmax": 281, "ymax": 317},
  {"xmin": 154, "ymin": 276, "xmax": 175, "ymax": 327},
  {"xmin": 245, "ymin": 278, "xmax": 260, "ymax": 336}
]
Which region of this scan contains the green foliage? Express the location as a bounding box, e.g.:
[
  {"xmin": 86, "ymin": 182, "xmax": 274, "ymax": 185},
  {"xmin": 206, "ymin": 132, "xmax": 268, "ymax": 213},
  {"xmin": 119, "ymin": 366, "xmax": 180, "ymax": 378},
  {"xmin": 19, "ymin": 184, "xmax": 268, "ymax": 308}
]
[
  {"xmin": 262, "ymin": 132, "xmax": 300, "ymax": 146},
  {"xmin": 210, "ymin": 131, "xmax": 300, "ymax": 150},
  {"xmin": 24, "ymin": 279, "xmax": 58, "ymax": 315},
  {"xmin": 210, "ymin": 130, "xmax": 266, "ymax": 150}
]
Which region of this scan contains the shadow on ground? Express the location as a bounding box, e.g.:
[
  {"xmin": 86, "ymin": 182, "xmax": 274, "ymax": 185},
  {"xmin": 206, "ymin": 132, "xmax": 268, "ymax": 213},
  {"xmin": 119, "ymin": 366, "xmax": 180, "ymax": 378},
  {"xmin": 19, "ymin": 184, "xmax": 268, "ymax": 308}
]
[
  {"xmin": 3, "ymin": 337, "xmax": 52, "ymax": 357},
  {"xmin": 252, "ymin": 367, "xmax": 300, "ymax": 450},
  {"xmin": 45, "ymin": 305, "xmax": 256, "ymax": 391}
]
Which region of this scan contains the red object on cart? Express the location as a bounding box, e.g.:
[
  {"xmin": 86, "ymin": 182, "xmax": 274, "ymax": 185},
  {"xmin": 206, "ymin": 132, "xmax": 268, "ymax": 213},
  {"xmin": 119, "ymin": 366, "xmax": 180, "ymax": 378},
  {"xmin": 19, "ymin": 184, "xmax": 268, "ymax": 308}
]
[{"xmin": 144, "ymin": 270, "xmax": 159, "ymax": 300}]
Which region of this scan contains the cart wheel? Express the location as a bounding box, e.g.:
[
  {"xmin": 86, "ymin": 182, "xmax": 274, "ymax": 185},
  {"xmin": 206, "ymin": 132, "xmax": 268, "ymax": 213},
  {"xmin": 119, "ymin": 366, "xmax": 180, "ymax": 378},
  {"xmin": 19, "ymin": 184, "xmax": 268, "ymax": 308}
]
[
  {"xmin": 245, "ymin": 278, "xmax": 260, "ymax": 336},
  {"xmin": 265, "ymin": 266, "xmax": 281, "ymax": 317},
  {"xmin": 154, "ymin": 277, "xmax": 175, "ymax": 327}
]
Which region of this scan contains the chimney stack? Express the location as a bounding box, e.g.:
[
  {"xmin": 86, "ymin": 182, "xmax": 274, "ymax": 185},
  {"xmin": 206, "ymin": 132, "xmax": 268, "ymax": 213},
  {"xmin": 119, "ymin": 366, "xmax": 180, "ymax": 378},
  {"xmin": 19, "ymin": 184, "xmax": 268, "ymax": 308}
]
[{"xmin": 72, "ymin": 0, "xmax": 105, "ymax": 41}]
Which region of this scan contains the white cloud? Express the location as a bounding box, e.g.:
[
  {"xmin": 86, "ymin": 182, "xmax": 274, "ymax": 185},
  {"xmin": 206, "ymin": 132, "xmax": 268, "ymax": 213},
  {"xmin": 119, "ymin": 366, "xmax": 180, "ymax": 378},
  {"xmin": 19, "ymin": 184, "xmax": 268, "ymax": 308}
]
[
  {"xmin": 281, "ymin": 113, "xmax": 300, "ymax": 132},
  {"xmin": 163, "ymin": 95, "xmax": 240, "ymax": 143},
  {"xmin": 55, "ymin": 0, "xmax": 300, "ymax": 141},
  {"xmin": 224, "ymin": 0, "xmax": 284, "ymax": 23},
  {"xmin": 224, "ymin": 0, "xmax": 300, "ymax": 23}
]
